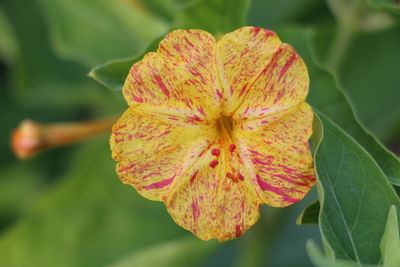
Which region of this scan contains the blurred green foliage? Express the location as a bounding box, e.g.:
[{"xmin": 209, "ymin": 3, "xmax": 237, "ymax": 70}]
[{"xmin": 0, "ymin": 0, "xmax": 399, "ymax": 266}]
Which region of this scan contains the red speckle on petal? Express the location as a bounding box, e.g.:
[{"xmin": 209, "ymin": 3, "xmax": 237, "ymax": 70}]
[
  {"xmin": 215, "ymin": 89, "xmax": 223, "ymax": 100},
  {"xmin": 229, "ymin": 144, "xmax": 236, "ymax": 152},
  {"xmin": 238, "ymin": 173, "xmax": 244, "ymax": 181},
  {"xmin": 279, "ymin": 53, "xmax": 297, "ymax": 82},
  {"xmin": 153, "ymin": 74, "xmax": 170, "ymax": 98},
  {"xmin": 211, "ymin": 149, "xmax": 220, "ymax": 156},
  {"xmin": 132, "ymin": 95, "xmax": 144, "ymax": 103},
  {"xmin": 235, "ymin": 224, "xmax": 242, "ymax": 237},
  {"xmin": 209, "ymin": 160, "xmax": 218, "ymax": 168},
  {"xmin": 191, "ymin": 201, "xmax": 200, "ymax": 222},
  {"xmin": 226, "ymin": 172, "xmax": 234, "ymax": 179},
  {"xmin": 190, "ymin": 170, "xmax": 199, "ymax": 183},
  {"xmin": 253, "ymin": 27, "xmax": 261, "ymax": 36}
]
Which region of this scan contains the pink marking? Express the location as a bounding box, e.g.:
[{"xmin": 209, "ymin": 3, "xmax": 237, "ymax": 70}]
[
  {"xmin": 153, "ymin": 74, "xmax": 170, "ymax": 98},
  {"xmin": 252, "ymin": 158, "xmax": 271, "ymax": 166},
  {"xmin": 278, "ymin": 53, "xmax": 297, "ymax": 81},
  {"xmin": 198, "ymin": 106, "xmax": 206, "ymax": 116},
  {"xmin": 191, "ymin": 201, "xmax": 200, "ymax": 222},
  {"xmin": 118, "ymin": 163, "xmax": 137, "ymax": 173},
  {"xmin": 190, "ymin": 170, "xmax": 199, "ymax": 183},
  {"xmin": 261, "ymin": 120, "xmax": 268, "ymax": 124},
  {"xmin": 229, "ymin": 144, "xmax": 236, "ymax": 152},
  {"xmin": 248, "ymin": 149, "xmax": 274, "ymax": 159},
  {"xmin": 159, "ymin": 44, "xmax": 173, "ymax": 57},
  {"xmin": 239, "ymin": 84, "xmax": 247, "ymax": 97},
  {"xmin": 142, "ymin": 175, "xmax": 175, "ymax": 190},
  {"xmin": 273, "ymin": 174, "xmax": 308, "ymax": 186},
  {"xmin": 114, "ymin": 138, "xmax": 124, "ymax": 143},
  {"xmin": 173, "ymin": 44, "xmax": 181, "ymax": 52},
  {"xmin": 188, "ymin": 115, "xmax": 202, "ymax": 122},
  {"xmin": 156, "ymin": 131, "xmax": 170, "ymax": 138},
  {"xmin": 263, "ymin": 29, "xmax": 275, "ymax": 37},
  {"xmin": 253, "ymin": 27, "xmax": 261, "ymax": 36},
  {"xmin": 142, "ymin": 172, "xmax": 161, "ymax": 179},
  {"xmin": 226, "ymin": 172, "xmax": 235, "ymax": 179},
  {"xmin": 211, "ymin": 149, "xmax": 220, "ymax": 156},
  {"xmin": 114, "ymin": 123, "xmax": 127, "ymax": 130},
  {"xmin": 209, "ymin": 160, "xmax": 219, "ymax": 168},
  {"xmin": 256, "ymin": 175, "xmax": 300, "ymax": 203},
  {"xmin": 132, "ymin": 95, "xmax": 143, "ymax": 103},
  {"xmin": 273, "ymin": 89, "xmax": 285, "ymax": 104},
  {"xmin": 198, "ymin": 150, "xmax": 205, "ymax": 158},
  {"xmin": 169, "ymin": 117, "xmax": 179, "ymax": 121},
  {"xmin": 216, "ymin": 89, "xmax": 223, "ymax": 100},
  {"xmin": 184, "ymin": 37, "xmax": 194, "ymax": 48},
  {"xmin": 235, "ymin": 224, "xmax": 242, "ymax": 237}
]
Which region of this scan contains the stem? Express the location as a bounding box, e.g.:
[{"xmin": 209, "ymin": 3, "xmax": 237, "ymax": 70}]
[
  {"xmin": 234, "ymin": 207, "xmax": 289, "ymax": 267},
  {"xmin": 326, "ymin": 0, "xmax": 366, "ymax": 72},
  {"xmin": 326, "ymin": 21, "xmax": 358, "ymax": 72}
]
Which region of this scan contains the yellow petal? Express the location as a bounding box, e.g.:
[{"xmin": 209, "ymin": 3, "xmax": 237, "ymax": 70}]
[
  {"xmin": 232, "ymin": 43, "xmax": 309, "ymax": 121},
  {"xmin": 111, "ymin": 107, "xmax": 216, "ymax": 201},
  {"xmin": 165, "ymin": 143, "xmax": 261, "ymax": 241},
  {"xmin": 217, "ymin": 26, "xmax": 282, "ymax": 115},
  {"xmin": 233, "ymin": 103, "xmax": 315, "ymax": 207},
  {"xmin": 123, "ymin": 30, "xmax": 222, "ymax": 121}
]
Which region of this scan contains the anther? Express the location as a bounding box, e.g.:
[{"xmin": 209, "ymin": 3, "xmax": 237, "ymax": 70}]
[
  {"xmin": 209, "ymin": 160, "xmax": 219, "ymax": 168},
  {"xmin": 211, "ymin": 148, "xmax": 220, "ymax": 156},
  {"xmin": 229, "ymin": 144, "xmax": 236, "ymax": 152}
]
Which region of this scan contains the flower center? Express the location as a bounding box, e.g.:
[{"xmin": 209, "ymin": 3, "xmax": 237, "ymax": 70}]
[{"xmin": 216, "ymin": 115, "xmax": 233, "ymax": 141}]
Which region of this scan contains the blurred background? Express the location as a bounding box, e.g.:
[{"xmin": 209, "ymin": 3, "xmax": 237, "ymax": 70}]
[{"xmin": 0, "ymin": 0, "xmax": 399, "ymax": 266}]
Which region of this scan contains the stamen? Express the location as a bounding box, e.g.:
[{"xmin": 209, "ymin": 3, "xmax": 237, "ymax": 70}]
[
  {"xmin": 229, "ymin": 144, "xmax": 236, "ymax": 152},
  {"xmin": 211, "ymin": 149, "xmax": 221, "ymax": 156},
  {"xmin": 226, "ymin": 172, "xmax": 235, "ymax": 179},
  {"xmin": 209, "ymin": 160, "xmax": 219, "ymax": 168}
]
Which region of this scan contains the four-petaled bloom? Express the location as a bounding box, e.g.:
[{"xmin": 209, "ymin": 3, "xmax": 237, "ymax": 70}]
[{"xmin": 110, "ymin": 26, "xmax": 315, "ymax": 241}]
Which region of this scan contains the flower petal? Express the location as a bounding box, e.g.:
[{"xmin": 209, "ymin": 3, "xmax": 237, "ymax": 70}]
[
  {"xmin": 217, "ymin": 26, "xmax": 282, "ymax": 115},
  {"xmin": 233, "ymin": 103, "xmax": 315, "ymax": 207},
  {"xmin": 123, "ymin": 30, "xmax": 222, "ymax": 122},
  {"xmin": 165, "ymin": 146, "xmax": 261, "ymax": 241},
  {"xmin": 111, "ymin": 107, "xmax": 217, "ymax": 201},
  {"xmin": 232, "ymin": 43, "xmax": 309, "ymax": 120}
]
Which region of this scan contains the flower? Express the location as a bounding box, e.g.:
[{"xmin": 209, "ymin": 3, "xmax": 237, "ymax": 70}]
[{"xmin": 110, "ymin": 26, "xmax": 315, "ymax": 241}]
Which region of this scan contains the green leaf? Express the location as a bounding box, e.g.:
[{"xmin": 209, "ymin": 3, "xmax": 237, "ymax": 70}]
[
  {"xmin": 296, "ymin": 200, "xmax": 320, "ymax": 225},
  {"xmin": 174, "ymin": 0, "xmax": 250, "ymax": 36},
  {"xmin": 380, "ymin": 206, "xmax": 400, "ymax": 267},
  {"xmin": 89, "ymin": 37, "xmax": 163, "ymax": 91},
  {"xmin": 368, "ymin": 0, "xmax": 400, "ymax": 15},
  {"xmin": 35, "ymin": 0, "xmax": 168, "ymax": 65},
  {"xmin": 248, "ymin": 0, "xmax": 322, "ymax": 28},
  {"xmin": 108, "ymin": 237, "xmax": 217, "ymax": 267},
  {"xmin": 338, "ymin": 26, "xmax": 400, "ymax": 142},
  {"xmin": 313, "ymin": 112, "xmax": 400, "ymax": 264},
  {"xmin": 1, "ymin": 0, "xmax": 118, "ymax": 110},
  {"xmin": 306, "ymin": 240, "xmax": 369, "ymax": 267},
  {"xmin": 0, "ymin": 140, "xmax": 190, "ymax": 267},
  {"xmin": 0, "ymin": 8, "xmax": 17, "ymax": 63},
  {"xmin": 90, "ymin": 0, "xmax": 251, "ymax": 90},
  {"xmin": 277, "ymin": 26, "xmax": 400, "ymax": 186}
]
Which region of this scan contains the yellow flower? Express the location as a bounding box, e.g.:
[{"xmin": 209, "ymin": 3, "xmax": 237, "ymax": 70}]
[{"xmin": 110, "ymin": 27, "xmax": 315, "ymax": 241}]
